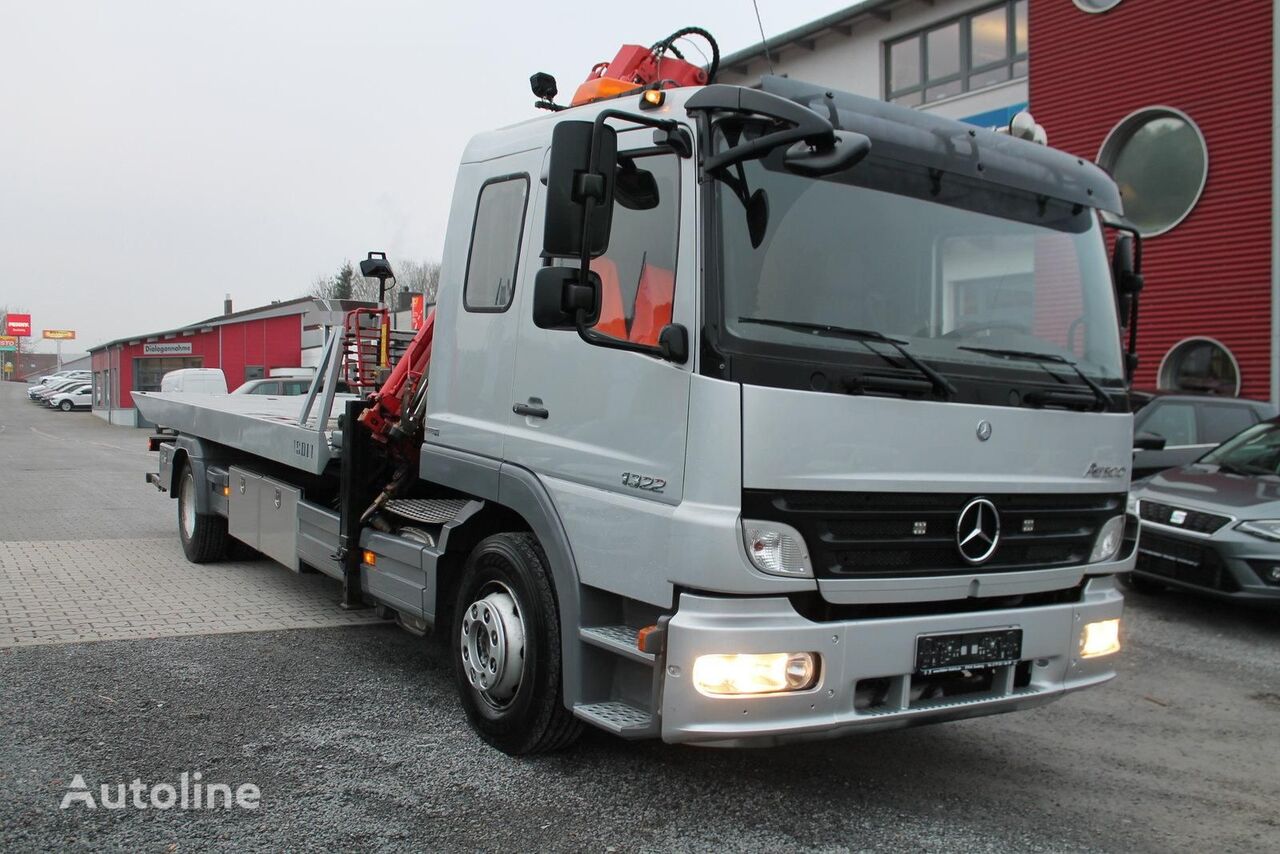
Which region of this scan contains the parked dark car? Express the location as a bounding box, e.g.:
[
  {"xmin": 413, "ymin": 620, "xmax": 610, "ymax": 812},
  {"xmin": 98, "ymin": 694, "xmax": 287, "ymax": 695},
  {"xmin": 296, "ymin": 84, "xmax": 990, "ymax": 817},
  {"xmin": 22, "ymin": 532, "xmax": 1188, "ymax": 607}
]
[
  {"xmin": 1129, "ymin": 391, "xmax": 1276, "ymax": 479},
  {"xmin": 1128, "ymin": 417, "xmax": 1280, "ymax": 606}
]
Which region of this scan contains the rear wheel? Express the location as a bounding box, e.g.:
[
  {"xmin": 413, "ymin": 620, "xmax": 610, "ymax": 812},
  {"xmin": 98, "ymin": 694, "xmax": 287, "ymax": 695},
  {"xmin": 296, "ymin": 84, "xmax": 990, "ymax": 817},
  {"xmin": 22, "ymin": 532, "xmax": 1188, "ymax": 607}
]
[
  {"xmin": 177, "ymin": 463, "xmax": 228, "ymax": 563},
  {"xmin": 452, "ymin": 533, "xmax": 581, "ymax": 755},
  {"xmin": 59, "ymin": 400, "xmax": 73, "ymax": 412}
]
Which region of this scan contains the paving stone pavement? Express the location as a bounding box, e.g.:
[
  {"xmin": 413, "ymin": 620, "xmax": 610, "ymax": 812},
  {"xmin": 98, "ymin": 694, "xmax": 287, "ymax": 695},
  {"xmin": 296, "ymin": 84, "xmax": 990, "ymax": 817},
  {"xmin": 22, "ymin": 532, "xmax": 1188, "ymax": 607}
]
[{"xmin": 0, "ymin": 382, "xmax": 381, "ymax": 647}]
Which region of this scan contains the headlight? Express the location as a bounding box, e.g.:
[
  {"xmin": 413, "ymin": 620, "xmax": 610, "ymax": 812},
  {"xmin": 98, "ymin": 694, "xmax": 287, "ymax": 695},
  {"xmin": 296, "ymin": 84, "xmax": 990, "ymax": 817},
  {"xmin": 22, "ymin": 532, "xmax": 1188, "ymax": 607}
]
[
  {"xmin": 1236, "ymin": 520, "xmax": 1280, "ymax": 542},
  {"xmin": 1080, "ymin": 619, "xmax": 1121, "ymax": 658},
  {"xmin": 1126, "ymin": 494, "xmax": 1140, "ymax": 515},
  {"xmin": 1090, "ymin": 515, "xmax": 1125, "ymax": 563},
  {"xmin": 692, "ymin": 652, "xmax": 819, "ymax": 696},
  {"xmin": 741, "ymin": 520, "xmax": 812, "ymax": 577}
]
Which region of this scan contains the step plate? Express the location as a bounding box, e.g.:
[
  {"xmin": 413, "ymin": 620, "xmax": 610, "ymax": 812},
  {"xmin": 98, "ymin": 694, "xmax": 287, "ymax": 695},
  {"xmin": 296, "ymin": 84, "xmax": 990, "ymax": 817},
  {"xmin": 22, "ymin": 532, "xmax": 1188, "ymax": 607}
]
[
  {"xmin": 574, "ymin": 701, "xmax": 655, "ymax": 737},
  {"xmin": 384, "ymin": 498, "xmax": 469, "ymax": 525}
]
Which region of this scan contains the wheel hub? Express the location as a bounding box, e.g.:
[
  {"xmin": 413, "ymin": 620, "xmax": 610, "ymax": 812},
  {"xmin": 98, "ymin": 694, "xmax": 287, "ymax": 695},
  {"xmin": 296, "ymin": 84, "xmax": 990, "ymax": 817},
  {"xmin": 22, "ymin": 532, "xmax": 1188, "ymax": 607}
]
[{"xmin": 460, "ymin": 586, "xmax": 525, "ymax": 707}]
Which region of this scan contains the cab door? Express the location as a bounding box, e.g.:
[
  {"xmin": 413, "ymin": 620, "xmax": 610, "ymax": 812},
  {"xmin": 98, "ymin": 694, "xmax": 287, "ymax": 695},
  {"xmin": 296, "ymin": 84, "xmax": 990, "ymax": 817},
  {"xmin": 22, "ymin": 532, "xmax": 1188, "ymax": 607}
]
[
  {"xmin": 426, "ymin": 154, "xmax": 539, "ymax": 461},
  {"xmin": 505, "ymin": 139, "xmax": 694, "ymax": 604}
]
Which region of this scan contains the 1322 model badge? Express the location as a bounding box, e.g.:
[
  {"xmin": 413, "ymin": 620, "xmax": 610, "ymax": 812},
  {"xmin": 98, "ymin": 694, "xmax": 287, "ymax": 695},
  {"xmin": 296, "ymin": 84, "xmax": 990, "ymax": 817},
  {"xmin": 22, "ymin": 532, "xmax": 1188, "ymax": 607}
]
[{"xmin": 621, "ymin": 472, "xmax": 666, "ymax": 493}]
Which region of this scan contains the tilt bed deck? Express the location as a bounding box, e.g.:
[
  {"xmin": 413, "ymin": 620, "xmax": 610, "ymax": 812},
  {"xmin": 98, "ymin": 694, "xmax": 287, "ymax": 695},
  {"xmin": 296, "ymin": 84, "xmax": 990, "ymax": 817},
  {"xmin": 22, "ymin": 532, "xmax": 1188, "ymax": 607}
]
[{"xmin": 131, "ymin": 390, "xmax": 357, "ymax": 475}]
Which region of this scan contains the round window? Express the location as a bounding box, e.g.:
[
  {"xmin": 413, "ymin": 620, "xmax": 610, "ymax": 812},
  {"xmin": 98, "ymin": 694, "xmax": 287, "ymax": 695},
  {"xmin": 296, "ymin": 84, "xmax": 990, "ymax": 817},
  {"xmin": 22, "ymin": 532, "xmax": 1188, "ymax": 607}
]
[
  {"xmin": 1073, "ymin": 0, "xmax": 1123, "ymax": 12},
  {"xmin": 1098, "ymin": 107, "xmax": 1207, "ymax": 236},
  {"xmin": 1158, "ymin": 338, "xmax": 1240, "ymax": 396}
]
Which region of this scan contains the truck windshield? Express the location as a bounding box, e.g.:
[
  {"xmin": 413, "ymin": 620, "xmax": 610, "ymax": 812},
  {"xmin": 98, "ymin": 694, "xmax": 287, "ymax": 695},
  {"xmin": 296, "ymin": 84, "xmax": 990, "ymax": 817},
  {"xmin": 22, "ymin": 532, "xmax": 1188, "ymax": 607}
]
[{"xmin": 712, "ymin": 141, "xmax": 1126, "ymax": 387}]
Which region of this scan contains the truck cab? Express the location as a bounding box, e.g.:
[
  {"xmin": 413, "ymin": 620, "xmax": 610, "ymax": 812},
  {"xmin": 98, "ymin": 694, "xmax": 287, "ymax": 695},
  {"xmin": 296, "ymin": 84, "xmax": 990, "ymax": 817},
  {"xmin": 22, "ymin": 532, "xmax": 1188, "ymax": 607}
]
[{"xmin": 422, "ymin": 76, "xmax": 1136, "ymax": 746}]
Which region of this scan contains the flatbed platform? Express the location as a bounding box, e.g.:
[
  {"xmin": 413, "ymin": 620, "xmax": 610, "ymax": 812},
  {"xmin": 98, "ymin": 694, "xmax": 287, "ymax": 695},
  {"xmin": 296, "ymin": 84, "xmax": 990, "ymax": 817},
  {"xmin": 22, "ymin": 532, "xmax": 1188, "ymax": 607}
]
[{"xmin": 132, "ymin": 391, "xmax": 359, "ymax": 475}]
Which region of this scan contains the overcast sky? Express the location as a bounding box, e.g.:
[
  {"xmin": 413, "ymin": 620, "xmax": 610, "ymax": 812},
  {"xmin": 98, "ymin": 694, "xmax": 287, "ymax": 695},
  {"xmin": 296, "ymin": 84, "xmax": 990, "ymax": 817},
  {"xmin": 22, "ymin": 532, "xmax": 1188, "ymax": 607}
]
[{"xmin": 0, "ymin": 0, "xmax": 851, "ymax": 354}]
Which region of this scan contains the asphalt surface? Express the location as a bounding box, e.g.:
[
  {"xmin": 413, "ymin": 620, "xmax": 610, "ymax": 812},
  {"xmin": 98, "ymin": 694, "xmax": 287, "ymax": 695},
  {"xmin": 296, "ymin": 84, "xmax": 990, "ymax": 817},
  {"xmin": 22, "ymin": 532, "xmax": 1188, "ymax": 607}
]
[{"xmin": 2, "ymin": 381, "xmax": 1280, "ymax": 852}]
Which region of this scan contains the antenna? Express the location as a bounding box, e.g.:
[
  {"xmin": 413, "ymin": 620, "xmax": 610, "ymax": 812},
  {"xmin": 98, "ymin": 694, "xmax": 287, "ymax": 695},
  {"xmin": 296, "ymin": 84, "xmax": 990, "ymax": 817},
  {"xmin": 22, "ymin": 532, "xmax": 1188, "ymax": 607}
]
[{"xmin": 751, "ymin": 0, "xmax": 776, "ymax": 75}]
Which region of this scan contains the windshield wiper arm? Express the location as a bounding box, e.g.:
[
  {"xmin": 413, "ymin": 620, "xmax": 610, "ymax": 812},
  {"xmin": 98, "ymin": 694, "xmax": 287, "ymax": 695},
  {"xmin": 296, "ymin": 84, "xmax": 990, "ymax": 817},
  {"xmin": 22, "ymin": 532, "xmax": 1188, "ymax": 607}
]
[
  {"xmin": 739, "ymin": 316, "xmax": 957, "ymax": 400},
  {"xmin": 957, "ymin": 345, "xmax": 1110, "ymax": 410}
]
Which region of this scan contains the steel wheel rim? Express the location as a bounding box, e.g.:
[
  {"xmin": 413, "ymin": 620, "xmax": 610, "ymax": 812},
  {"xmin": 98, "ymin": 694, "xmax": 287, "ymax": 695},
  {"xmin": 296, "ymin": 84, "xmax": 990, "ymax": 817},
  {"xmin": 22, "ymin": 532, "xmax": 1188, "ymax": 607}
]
[
  {"xmin": 180, "ymin": 473, "xmax": 196, "ymax": 540},
  {"xmin": 459, "ymin": 581, "xmax": 526, "ymax": 710}
]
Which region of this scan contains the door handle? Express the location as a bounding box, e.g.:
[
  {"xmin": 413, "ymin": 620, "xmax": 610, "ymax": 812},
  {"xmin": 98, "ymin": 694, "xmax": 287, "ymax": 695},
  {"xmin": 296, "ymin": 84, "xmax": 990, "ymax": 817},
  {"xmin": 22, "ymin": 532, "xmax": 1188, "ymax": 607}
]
[{"xmin": 513, "ymin": 400, "xmax": 549, "ymax": 419}]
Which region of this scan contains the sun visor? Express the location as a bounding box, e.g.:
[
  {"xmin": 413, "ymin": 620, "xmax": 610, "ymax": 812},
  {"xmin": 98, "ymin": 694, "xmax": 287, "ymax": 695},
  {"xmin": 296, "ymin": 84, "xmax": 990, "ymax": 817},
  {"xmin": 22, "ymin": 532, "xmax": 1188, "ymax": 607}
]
[{"xmin": 757, "ymin": 76, "xmax": 1123, "ymax": 216}]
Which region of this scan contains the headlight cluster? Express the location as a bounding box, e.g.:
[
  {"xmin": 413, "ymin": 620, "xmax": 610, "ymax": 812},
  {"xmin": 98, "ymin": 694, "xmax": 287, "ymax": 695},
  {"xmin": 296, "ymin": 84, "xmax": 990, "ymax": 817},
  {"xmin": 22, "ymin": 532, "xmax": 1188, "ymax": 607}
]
[
  {"xmin": 1236, "ymin": 520, "xmax": 1280, "ymax": 542},
  {"xmin": 1090, "ymin": 515, "xmax": 1126, "ymax": 563},
  {"xmin": 741, "ymin": 520, "xmax": 812, "ymax": 577},
  {"xmin": 692, "ymin": 652, "xmax": 819, "ymax": 696}
]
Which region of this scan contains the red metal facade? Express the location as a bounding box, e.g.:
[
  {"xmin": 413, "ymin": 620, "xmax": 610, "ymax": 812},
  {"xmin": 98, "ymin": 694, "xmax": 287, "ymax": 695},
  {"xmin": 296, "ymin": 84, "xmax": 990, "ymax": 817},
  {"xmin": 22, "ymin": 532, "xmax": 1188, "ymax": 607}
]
[
  {"xmin": 90, "ymin": 314, "xmax": 302, "ymax": 410},
  {"xmin": 1029, "ymin": 0, "xmax": 1274, "ymax": 397}
]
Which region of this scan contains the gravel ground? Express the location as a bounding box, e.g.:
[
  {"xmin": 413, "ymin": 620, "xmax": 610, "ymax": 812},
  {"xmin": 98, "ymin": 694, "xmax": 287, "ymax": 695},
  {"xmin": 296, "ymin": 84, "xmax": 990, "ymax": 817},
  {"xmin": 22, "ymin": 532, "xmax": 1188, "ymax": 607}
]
[
  {"xmin": 2, "ymin": 590, "xmax": 1278, "ymax": 854},
  {"xmin": 2, "ymin": 385, "xmax": 1279, "ymax": 852}
]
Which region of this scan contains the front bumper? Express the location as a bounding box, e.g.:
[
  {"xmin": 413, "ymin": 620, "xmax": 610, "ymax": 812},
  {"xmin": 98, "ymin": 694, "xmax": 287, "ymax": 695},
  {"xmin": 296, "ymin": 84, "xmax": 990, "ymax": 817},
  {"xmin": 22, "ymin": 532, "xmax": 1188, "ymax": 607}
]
[
  {"xmin": 660, "ymin": 577, "xmax": 1123, "ymax": 746},
  {"xmin": 1133, "ymin": 522, "xmax": 1280, "ymax": 605}
]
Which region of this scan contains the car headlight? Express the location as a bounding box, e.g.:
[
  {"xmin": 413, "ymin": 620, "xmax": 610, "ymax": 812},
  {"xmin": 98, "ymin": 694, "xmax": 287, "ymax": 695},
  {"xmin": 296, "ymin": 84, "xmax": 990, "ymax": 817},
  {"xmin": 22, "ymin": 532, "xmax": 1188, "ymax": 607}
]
[
  {"xmin": 741, "ymin": 520, "xmax": 812, "ymax": 577},
  {"xmin": 1235, "ymin": 520, "xmax": 1280, "ymax": 542},
  {"xmin": 1090, "ymin": 515, "xmax": 1126, "ymax": 563}
]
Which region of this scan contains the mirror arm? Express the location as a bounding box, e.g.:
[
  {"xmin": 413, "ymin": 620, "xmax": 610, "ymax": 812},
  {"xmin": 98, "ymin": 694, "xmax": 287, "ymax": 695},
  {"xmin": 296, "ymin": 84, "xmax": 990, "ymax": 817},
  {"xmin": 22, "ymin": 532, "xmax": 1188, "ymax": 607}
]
[{"xmin": 573, "ymin": 310, "xmax": 668, "ymax": 360}]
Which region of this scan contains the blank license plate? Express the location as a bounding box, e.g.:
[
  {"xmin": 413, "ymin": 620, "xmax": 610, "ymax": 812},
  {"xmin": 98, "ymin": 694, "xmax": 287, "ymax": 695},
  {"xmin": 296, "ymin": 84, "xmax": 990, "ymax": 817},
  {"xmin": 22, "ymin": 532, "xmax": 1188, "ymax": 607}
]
[{"xmin": 915, "ymin": 628, "xmax": 1022, "ymax": 675}]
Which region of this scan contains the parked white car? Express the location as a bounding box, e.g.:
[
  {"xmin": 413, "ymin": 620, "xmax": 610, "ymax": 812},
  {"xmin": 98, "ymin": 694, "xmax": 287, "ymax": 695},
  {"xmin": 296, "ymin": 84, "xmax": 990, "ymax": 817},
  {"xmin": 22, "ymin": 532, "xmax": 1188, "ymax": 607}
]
[
  {"xmin": 32, "ymin": 378, "xmax": 86, "ymax": 401},
  {"xmin": 46, "ymin": 384, "xmax": 92, "ymax": 411}
]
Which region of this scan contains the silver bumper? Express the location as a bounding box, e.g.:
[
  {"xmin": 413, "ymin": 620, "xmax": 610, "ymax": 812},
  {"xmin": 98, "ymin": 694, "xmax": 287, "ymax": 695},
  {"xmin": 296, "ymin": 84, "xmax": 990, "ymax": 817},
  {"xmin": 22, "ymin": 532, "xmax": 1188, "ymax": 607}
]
[{"xmin": 660, "ymin": 577, "xmax": 1123, "ymax": 746}]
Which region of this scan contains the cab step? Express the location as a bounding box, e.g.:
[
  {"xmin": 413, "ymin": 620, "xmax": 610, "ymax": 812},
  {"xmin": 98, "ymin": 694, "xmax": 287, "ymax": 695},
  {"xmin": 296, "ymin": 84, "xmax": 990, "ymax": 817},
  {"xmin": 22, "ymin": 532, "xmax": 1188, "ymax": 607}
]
[
  {"xmin": 383, "ymin": 498, "xmax": 470, "ymax": 525},
  {"xmin": 579, "ymin": 625, "xmax": 655, "ymax": 665},
  {"xmin": 573, "ymin": 701, "xmax": 656, "ymax": 738}
]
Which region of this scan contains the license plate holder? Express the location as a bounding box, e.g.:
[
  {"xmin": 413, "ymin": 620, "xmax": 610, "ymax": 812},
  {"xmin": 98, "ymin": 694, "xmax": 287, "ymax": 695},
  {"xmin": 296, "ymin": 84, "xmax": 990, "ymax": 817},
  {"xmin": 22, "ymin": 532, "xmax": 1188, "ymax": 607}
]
[{"xmin": 915, "ymin": 628, "xmax": 1022, "ymax": 675}]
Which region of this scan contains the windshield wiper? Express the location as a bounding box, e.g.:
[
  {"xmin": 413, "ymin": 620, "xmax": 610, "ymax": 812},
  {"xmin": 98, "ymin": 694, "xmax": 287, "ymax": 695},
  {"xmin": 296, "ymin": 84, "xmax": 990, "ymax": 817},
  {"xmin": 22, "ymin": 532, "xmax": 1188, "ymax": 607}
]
[
  {"xmin": 957, "ymin": 346, "xmax": 1111, "ymax": 411},
  {"xmin": 739, "ymin": 316, "xmax": 957, "ymax": 400}
]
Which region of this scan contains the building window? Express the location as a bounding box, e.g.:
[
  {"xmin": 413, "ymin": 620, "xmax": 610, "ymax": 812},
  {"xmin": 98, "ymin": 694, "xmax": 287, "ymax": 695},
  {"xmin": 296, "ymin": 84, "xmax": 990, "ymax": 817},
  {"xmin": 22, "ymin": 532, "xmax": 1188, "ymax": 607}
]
[
  {"xmin": 463, "ymin": 175, "xmax": 529, "ymax": 312},
  {"xmin": 1073, "ymin": 0, "xmax": 1123, "ymax": 13},
  {"xmin": 885, "ymin": 0, "xmax": 1027, "ymax": 106},
  {"xmin": 1098, "ymin": 107, "xmax": 1207, "ymax": 237},
  {"xmin": 1158, "ymin": 338, "xmax": 1240, "ymax": 397}
]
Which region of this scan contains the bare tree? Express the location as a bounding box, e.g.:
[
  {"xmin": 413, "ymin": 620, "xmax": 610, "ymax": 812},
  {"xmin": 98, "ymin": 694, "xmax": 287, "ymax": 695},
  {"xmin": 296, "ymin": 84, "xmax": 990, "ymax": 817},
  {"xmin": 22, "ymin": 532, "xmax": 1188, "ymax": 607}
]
[{"xmin": 307, "ymin": 259, "xmax": 440, "ymax": 305}]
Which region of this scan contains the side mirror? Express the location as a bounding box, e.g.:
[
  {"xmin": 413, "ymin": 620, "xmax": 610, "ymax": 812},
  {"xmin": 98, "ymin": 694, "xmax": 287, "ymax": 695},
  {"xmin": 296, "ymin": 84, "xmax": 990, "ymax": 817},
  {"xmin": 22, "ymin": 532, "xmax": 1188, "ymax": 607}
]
[
  {"xmin": 1112, "ymin": 233, "xmax": 1143, "ymax": 295},
  {"xmin": 614, "ymin": 160, "xmax": 660, "ymax": 211},
  {"xmin": 533, "ymin": 266, "xmax": 601, "ymax": 329},
  {"xmin": 783, "ymin": 130, "xmax": 872, "ymax": 177},
  {"xmin": 1134, "ymin": 431, "xmax": 1167, "ymax": 452},
  {"xmin": 543, "ymin": 121, "xmax": 618, "ymax": 258}
]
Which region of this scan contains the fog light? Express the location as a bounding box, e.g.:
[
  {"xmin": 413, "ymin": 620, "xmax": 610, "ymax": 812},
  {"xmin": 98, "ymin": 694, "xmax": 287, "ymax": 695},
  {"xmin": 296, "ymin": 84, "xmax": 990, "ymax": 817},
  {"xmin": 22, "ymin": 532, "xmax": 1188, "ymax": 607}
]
[
  {"xmin": 692, "ymin": 652, "xmax": 818, "ymax": 696},
  {"xmin": 1090, "ymin": 515, "xmax": 1125, "ymax": 563},
  {"xmin": 1080, "ymin": 618, "xmax": 1121, "ymax": 658}
]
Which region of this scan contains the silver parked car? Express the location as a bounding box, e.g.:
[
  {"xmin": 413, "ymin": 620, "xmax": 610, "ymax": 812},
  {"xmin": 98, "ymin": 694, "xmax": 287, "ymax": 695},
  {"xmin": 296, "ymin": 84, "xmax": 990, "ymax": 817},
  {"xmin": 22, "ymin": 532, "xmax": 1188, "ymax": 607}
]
[{"xmin": 1129, "ymin": 418, "xmax": 1280, "ymax": 605}]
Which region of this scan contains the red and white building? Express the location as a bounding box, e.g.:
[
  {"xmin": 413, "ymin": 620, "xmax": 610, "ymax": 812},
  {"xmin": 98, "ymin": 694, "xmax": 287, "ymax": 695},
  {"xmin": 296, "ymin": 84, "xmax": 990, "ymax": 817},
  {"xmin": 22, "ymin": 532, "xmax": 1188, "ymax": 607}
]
[
  {"xmin": 88, "ymin": 297, "xmax": 362, "ymax": 427},
  {"xmin": 718, "ymin": 0, "xmax": 1278, "ymax": 402}
]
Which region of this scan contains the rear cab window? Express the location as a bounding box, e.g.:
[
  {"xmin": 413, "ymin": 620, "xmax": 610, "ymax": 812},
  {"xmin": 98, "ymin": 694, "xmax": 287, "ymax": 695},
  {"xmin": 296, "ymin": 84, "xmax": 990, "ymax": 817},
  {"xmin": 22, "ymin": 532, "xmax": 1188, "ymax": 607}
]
[{"xmin": 1198, "ymin": 403, "xmax": 1257, "ymax": 444}]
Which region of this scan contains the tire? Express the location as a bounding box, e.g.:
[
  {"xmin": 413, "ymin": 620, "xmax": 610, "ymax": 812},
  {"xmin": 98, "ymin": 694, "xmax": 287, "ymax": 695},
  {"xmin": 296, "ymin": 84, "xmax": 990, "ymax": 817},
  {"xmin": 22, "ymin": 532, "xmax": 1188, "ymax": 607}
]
[
  {"xmin": 59, "ymin": 400, "xmax": 72, "ymax": 412},
  {"xmin": 451, "ymin": 533, "xmax": 582, "ymax": 755},
  {"xmin": 177, "ymin": 463, "xmax": 228, "ymax": 563},
  {"xmin": 1119, "ymin": 572, "xmax": 1163, "ymax": 595}
]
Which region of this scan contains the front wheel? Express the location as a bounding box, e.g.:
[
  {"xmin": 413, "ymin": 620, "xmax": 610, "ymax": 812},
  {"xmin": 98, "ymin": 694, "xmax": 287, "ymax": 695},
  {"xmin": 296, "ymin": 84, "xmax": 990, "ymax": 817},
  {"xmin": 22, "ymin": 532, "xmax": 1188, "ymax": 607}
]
[
  {"xmin": 452, "ymin": 533, "xmax": 581, "ymax": 755},
  {"xmin": 177, "ymin": 463, "xmax": 228, "ymax": 563},
  {"xmin": 59, "ymin": 400, "xmax": 73, "ymax": 412}
]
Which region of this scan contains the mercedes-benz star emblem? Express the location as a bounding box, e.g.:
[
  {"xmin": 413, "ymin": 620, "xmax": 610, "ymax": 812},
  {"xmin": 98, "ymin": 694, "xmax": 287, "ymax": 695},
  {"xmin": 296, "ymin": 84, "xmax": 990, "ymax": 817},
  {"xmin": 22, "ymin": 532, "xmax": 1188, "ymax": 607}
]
[
  {"xmin": 976, "ymin": 420, "xmax": 993, "ymax": 441},
  {"xmin": 956, "ymin": 498, "xmax": 1000, "ymax": 564}
]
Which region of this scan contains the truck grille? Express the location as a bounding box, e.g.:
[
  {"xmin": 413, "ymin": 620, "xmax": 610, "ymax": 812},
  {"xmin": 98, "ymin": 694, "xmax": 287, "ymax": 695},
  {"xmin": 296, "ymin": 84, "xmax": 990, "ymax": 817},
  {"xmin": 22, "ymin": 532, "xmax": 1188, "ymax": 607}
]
[
  {"xmin": 1136, "ymin": 531, "xmax": 1239, "ymax": 592},
  {"xmin": 1138, "ymin": 500, "xmax": 1230, "ymax": 535},
  {"xmin": 742, "ymin": 490, "xmax": 1124, "ymax": 579}
]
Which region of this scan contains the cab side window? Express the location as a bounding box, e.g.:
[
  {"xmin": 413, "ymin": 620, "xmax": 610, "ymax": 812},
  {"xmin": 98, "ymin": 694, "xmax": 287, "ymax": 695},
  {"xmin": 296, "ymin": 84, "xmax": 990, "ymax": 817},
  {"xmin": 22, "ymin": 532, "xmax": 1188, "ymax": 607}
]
[
  {"xmin": 587, "ymin": 153, "xmax": 679, "ymax": 345},
  {"xmin": 464, "ymin": 176, "xmax": 529, "ymax": 312},
  {"xmin": 1199, "ymin": 404, "xmax": 1256, "ymax": 445}
]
